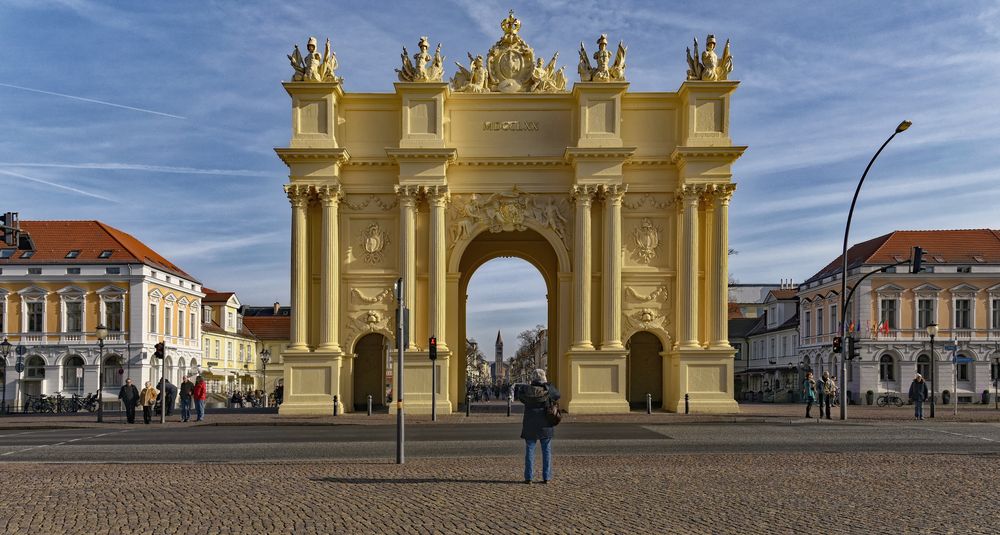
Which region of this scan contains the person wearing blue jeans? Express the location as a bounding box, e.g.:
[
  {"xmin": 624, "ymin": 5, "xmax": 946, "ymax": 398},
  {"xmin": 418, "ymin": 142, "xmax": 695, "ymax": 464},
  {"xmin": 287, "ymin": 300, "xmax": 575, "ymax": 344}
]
[
  {"xmin": 908, "ymin": 373, "xmax": 929, "ymax": 420},
  {"xmin": 515, "ymin": 368, "xmax": 560, "ymax": 484}
]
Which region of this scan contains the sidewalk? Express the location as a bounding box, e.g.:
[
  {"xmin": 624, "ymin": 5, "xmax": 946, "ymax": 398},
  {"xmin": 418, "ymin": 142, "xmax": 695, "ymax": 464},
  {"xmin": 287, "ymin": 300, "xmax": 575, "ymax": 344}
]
[{"xmin": 2, "ymin": 401, "xmax": 999, "ymax": 429}]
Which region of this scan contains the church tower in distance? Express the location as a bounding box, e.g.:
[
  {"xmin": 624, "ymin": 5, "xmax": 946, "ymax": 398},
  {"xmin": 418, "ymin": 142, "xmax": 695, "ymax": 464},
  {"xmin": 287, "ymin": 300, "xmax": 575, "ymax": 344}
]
[{"xmin": 495, "ymin": 330, "xmax": 504, "ymax": 385}]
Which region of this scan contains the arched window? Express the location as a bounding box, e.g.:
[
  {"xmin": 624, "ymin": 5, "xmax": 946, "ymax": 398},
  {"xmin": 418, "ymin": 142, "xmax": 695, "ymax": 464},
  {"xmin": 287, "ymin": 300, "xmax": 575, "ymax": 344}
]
[
  {"xmin": 879, "ymin": 355, "xmax": 895, "ymax": 382},
  {"xmin": 63, "ymin": 355, "xmax": 85, "ymax": 393},
  {"xmin": 917, "ymin": 354, "xmax": 931, "ymax": 380},
  {"xmin": 25, "ymin": 356, "xmax": 45, "ymax": 379},
  {"xmin": 102, "ymin": 355, "xmax": 123, "ymax": 388}
]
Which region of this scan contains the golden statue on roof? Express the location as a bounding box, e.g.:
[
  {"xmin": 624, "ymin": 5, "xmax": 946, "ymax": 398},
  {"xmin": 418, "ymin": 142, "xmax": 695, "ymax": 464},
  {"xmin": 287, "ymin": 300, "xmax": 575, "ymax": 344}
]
[
  {"xmin": 450, "ymin": 10, "xmax": 566, "ymax": 93},
  {"xmin": 578, "ymin": 34, "xmax": 627, "ymax": 82},
  {"xmin": 686, "ymin": 34, "xmax": 733, "ymax": 81},
  {"xmin": 288, "ymin": 36, "xmax": 341, "ymax": 83},
  {"xmin": 396, "ymin": 36, "xmax": 445, "ymax": 82}
]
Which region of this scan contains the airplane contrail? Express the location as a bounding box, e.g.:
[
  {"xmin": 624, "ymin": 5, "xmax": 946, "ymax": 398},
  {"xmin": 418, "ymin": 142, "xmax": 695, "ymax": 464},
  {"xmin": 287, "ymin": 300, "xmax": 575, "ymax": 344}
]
[
  {"xmin": 0, "ymin": 169, "xmax": 118, "ymax": 203},
  {"xmin": 0, "ymin": 82, "xmax": 185, "ymax": 119}
]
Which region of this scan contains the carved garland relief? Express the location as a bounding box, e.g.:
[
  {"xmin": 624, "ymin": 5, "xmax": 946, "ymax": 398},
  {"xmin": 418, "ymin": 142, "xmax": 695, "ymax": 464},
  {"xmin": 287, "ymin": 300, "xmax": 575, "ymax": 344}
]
[
  {"xmin": 344, "ymin": 288, "xmax": 396, "ymax": 349},
  {"xmin": 623, "ymin": 286, "xmax": 672, "ymax": 341},
  {"xmin": 447, "ymin": 187, "xmax": 572, "ymax": 250}
]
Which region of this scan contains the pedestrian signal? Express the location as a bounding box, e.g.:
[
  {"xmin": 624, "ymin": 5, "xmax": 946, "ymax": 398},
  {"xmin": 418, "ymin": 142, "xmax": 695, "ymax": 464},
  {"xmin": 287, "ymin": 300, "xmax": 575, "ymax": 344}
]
[
  {"xmin": 429, "ymin": 336, "xmax": 438, "ymax": 360},
  {"xmin": 153, "ymin": 342, "xmax": 165, "ymax": 360},
  {"xmin": 832, "ymin": 336, "xmax": 842, "ymax": 353}
]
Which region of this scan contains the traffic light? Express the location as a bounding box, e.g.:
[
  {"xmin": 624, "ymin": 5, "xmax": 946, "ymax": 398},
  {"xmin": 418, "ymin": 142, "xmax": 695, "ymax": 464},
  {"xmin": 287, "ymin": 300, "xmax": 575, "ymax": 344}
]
[
  {"xmin": 428, "ymin": 336, "xmax": 437, "ymax": 360},
  {"xmin": 847, "ymin": 336, "xmax": 861, "ymax": 360},
  {"xmin": 910, "ymin": 246, "xmax": 924, "ymax": 273},
  {"xmin": 0, "ymin": 212, "xmax": 17, "ymax": 246},
  {"xmin": 832, "ymin": 336, "xmax": 842, "ymax": 353},
  {"xmin": 153, "ymin": 342, "xmax": 165, "ymax": 360}
]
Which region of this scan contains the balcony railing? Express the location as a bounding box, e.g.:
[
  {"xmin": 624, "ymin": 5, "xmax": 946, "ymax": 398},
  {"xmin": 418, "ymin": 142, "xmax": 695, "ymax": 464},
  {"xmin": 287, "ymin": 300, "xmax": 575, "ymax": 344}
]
[
  {"xmin": 804, "ymin": 328, "xmax": 1000, "ymax": 345},
  {"xmin": 0, "ymin": 331, "xmax": 130, "ymax": 345}
]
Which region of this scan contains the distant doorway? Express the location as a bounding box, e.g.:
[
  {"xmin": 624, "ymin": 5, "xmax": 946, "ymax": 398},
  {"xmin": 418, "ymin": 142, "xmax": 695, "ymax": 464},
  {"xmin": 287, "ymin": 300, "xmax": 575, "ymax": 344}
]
[
  {"xmin": 626, "ymin": 331, "xmax": 663, "ymax": 409},
  {"xmin": 353, "ymin": 333, "xmax": 388, "ymax": 411}
]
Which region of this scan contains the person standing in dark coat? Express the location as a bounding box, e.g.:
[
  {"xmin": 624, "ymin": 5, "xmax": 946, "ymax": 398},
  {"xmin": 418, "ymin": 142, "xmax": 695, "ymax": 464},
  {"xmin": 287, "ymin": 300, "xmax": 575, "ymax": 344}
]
[
  {"xmin": 118, "ymin": 378, "xmax": 140, "ymax": 424},
  {"xmin": 157, "ymin": 379, "xmax": 178, "ymax": 416},
  {"xmin": 515, "ymin": 368, "xmax": 560, "ymax": 484},
  {"xmin": 908, "ymin": 373, "xmax": 929, "ymax": 420},
  {"xmin": 803, "ymin": 372, "xmax": 817, "ymax": 418},
  {"xmin": 179, "ymin": 377, "xmax": 194, "ymax": 422}
]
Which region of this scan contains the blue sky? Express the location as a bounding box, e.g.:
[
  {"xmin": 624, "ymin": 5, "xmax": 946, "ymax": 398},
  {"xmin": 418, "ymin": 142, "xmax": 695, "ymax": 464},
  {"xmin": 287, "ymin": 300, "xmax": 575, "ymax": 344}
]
[{"xmin": 3, "ymin": 1, "xmax": 1000, "ymax": 352}]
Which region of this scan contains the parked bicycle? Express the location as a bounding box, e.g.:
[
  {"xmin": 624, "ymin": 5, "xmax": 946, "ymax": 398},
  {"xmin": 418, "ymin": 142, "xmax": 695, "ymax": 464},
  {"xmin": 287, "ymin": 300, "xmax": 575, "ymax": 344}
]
[{"xmin": 876, "ymin": 392, "xmax": 904, "ymax": 407}]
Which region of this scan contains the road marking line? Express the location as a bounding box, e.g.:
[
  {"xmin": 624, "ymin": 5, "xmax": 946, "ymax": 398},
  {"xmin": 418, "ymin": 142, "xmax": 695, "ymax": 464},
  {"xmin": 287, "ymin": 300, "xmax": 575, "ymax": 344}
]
[
  {"xmin": 911, "ymin": 426, "xmax": 1000, "ymax": 443},
  {"xmin": 0, "ymin": 428, "xmax": 129, "ymax": 457}
]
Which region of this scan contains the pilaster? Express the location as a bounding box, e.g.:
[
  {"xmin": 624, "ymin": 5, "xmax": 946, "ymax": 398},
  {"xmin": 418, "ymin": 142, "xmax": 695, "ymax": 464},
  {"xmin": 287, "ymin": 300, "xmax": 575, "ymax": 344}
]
[
  {"xmin": 425, "ymin": 185, "xmax": 450, "ymax": 352},
  {"xmin": 709, "ymin": 184, "xmax": 736, "ymax": 349},
  {"xmin": 284, "ymin": 184, "xmax": 311, "ymax": 352},
  {"xmin": 394, "ymin": 184, "xmax": 420, "ymax": 351},
  {"xmin": 600, "ymin": 184, "xmax": 626, "ymax": 350},
  {"xmin": 679, "ymin": 184, "xmax": 702, "ymax": 349},
  {"xmin": 571, "ymin": 185, "xmax": 596, "ymax": 351},
  {"xmin": 317, "ymin": 184, "xmax": 343, "ymax": 352}
]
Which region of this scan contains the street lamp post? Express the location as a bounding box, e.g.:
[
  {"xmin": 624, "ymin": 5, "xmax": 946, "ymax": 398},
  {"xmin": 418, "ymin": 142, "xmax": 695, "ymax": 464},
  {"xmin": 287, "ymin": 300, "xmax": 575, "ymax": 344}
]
[
  {"xmin": 1, "ymin": 337, "xmax": 11, "ymax": 415},
  {"xmin": 95, "ymin": 325, "xmax": 108, "ymax": 423},
  {"xmin": 260, "ymin": 348, "xmax": 271, "ymax": 408},
  {"xmin": 927, "ymin": 323, "xmax": 937, "ymax": 418},
  {"xmin": 838, "ymin": 120, "xmax": 912, "ymax": 420}
]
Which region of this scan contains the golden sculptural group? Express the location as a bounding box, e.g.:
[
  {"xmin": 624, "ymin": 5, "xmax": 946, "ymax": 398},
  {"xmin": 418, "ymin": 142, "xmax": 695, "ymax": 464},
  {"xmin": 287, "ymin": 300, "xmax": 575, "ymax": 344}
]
[{"xmin": 288, "ymin": 10, "xmax": 734, "ymax": 89}]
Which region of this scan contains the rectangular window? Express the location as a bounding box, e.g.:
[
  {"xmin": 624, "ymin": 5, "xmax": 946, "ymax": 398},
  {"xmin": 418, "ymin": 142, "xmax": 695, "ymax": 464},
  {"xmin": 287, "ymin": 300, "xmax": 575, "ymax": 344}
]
[
  {"xmin": 105, "ymin": 301, "xmax": 123, "ymax": 332},
  {"xmin": 958, "ymin": 362, "xmax": 969, "ymax": 381},
  {"xmin": 993, "ymin": 299, "xmax": 1000, "ymax": 330},
  {"xmin": 190, "ymin": 313, "xmax": 197, "ymax": 339},
  {"xmin": 0, "ymin": 301, "xmax": 5, "ymax": 333},
  {"xmin": 99, "ymin": 250, "xmax": 113, "ymax": 258},
  {"xmin": 65, "ymin": 250, "xmax": 80, "ymax": 258},
  {"xmin": 149, "ymin": 304, "xmax": 157, "ymax": 333},
  {"xmin": 917, "ymin": 299, "xmax": 935, "ymax": 329},
  {"xmin": 239, "ymin": 344, "xmax": 245, "ymax": 362},
  {"xmin": 65, "ymin": 301, "xmax": 83, "ymax": 332},
  {"xmin": 227, "ymin": 342, "xmax": 233, "ymax": 362},
  {"xmin": 817, "ymin": 308, "xmax": 824, "ymax": 336},
  {"xmin": 106, "ymin": 267, "xmax": 121, "ymax": 275},
  {"xmin": 66, "ymin": 268, "xmax": 81, "ymax": 275},
  {"xmin": 0, "ymin": 249, "xmax": 14, "ymax": 259},
  {"xmin": 880, "ymin": 299, "xmax": 898, "ymax": 329},
  {"xmin": 178, "ymin": 310, "xmax": 185, "ymax": 338},
  {"xmin": 28, "ymin": 267, "xmax": 42, "ymax": 275},
  {"xmin": 804, "ymin": 311, "xmax": 811, "ymax": 340},
  {"xmin": 203, "ymin": 338, "xmax": 209, "ymax": 359},
  {"xmin": 214, "ymin": 340, "xmax": 220, "ymax": 358},
  {"xmin": 227, "ymin": 312, "xmax": 235, "ymax": 330},
  {"xmin": 27, "ymin": 302, "xmax": 43, "ymax": 332},
  {"xmin": 782, "ymin": 336, "xmax": 788, "ymax": 357},
  {"xmin": 165, "ymin": 307, "xmax": 172, "ymax": 336},
  {"xmin": 830, "ymin": 305, "xmax": 838, "ymax": 334},
  {"xmin": 954, "ymin": 299, "xmax": 971, "ymax": 330},
  {"xmin": 19, "ymin": 250, "xmax": 33, "ymax": 259},
  {"xmin": 957, "ymin": 266, "xmax": 971, "ymax": 273}
]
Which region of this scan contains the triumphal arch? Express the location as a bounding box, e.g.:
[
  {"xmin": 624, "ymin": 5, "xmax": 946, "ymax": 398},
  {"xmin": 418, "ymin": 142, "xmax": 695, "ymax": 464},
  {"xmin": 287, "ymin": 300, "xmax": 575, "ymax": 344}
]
[{"xmin": 276, "ymin": 12, "xmax": 744, "ymax": 415}]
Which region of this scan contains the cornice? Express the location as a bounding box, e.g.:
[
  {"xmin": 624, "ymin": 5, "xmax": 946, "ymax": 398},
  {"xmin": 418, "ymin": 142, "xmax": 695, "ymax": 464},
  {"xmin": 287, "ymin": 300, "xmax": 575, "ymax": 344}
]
[
  {"xmin": 626, "ymin": 157, "xmax": 673, "ymax": 166},
  {"xmin": 282, "ymin": 81, "xmax": 344, "ymax": 98},
  {"xmin": 384, "ymin": 148, "xmax": 458, "ymax": 163},
  {"xmin": 670, "ymin": 146, "xmax": 747, "ymax": 164},
  {"xmin": 343, "ymin": 159, "xmax": 394, "ymax": 167},
  {"xmin": 450, "ymin": 157, "xmax": 567, "ymax": 168},
  {"xmin": 274, "ymin": 147, "xmax": 351, "ymax": 166},
  {"xmin": 563, "ymin": 146, "xmax": 637, "ymax": 163}
]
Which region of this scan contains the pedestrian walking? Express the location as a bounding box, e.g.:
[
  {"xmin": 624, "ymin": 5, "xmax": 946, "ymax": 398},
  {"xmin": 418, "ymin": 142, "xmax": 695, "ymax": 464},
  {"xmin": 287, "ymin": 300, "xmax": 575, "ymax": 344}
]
[
  {"xmin": 118, "ymin": 378, "xmax": 140, "ymax": 424},
  {"xmin": 908, "ymin": 373, "xmax": 929, "ymax": 420},
  {"xmin": 179, "ymin": 376, "xmax": 194, "ymax": 422},
  {"xmin": 802, "ymin": 372, "xmax": 816, "ymax": 418},
  {"xmin": 157, "ymin": 378, "xmax": 178, "ymax": 416},
  {"xmin": 515, "ymin": 368, "xmax": 560, "ymax": 484},
  {"xmin": 192, "ymin": 376, "xmax": 207, "ymax": 422},
  {"xmin": 821, "ymin": 371, "xmax": 835, "ymax": 419},
  {"xmin": 140, "ymin": 381, "xmax": 159, "ymax": 425}
]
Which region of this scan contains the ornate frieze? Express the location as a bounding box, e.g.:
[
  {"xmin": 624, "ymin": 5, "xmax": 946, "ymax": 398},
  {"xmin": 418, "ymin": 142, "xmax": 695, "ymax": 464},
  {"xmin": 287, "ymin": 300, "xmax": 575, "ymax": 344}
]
[
  {"xmin": 578, "ymin": 34, "xmax": 627, "ymax": 82},
  {"xmin": 448, "ymin": 187, "xmax": 572, "ymax": 249},
  {"xmin": 451, "ymin": 10, "xmax": 566, "ymax": 93},
  {"xmin": 623, "ymin": 193, "xmax": 672, "ymax": 211},
  {"xmin": 343, "ymin": 194, "xmax": 398, "ymax": 212},
  {"xmin": 396, "ymin": 37, "xmax": 445, "ymax": 82},
  {"xmin": 351, "ymin": 288, "xmax": 394, "ymax": 305},
  {"xmin": 287, "ymin": 36, "xmax": 341, "ymax": 82},
  {"xmin": 685, "ymin": 34, "xmax": 733, "ymax": 81},
  {"xmin": 623, "ymin": 285, "xmax": 672, "ymax": 339}
]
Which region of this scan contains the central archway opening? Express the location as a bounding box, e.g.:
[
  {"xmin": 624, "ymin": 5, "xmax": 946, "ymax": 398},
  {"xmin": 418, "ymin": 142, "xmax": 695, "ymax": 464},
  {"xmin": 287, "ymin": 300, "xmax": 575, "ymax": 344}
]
[{"xmin": 455, "ymin": 227, "xmax": 563, "ymax": 409}]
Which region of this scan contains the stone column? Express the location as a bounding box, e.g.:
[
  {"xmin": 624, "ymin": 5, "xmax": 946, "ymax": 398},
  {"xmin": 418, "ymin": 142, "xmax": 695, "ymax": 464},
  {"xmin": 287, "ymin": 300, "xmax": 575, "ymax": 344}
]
[
  {"xmin": 680, "ymin": 185, "xmax": 702, "ymax": 349},
  {"xmin": 571, "ymin": 185, "xmax": 595, "ymax": 350},
  {"xmin": 601, "ymin": 184, "xmax": 626, "ymax": 350},
  {"xmin": 395, "ymin": 185, "xmax": 419, "ymax": 350},
  {"xmin": 317, "ymin": 184, "xmax": 342, "ymax": 352},
  {"xmin": 710, "ymin": 184, "xmax": 736, "ymax": 348},
  {"xmin": 284, "ymin": 184, "xmax": 310, "ymax": 351},
  {"xmin": 426, "ymin": 185, "xmax": 449, "ymax": 351}
]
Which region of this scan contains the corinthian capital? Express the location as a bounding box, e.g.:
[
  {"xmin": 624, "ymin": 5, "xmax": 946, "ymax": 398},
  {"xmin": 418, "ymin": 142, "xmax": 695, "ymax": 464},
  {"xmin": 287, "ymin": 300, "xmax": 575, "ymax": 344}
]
[
  {"xmin": 316, "ymin": 184, "xmax": 343, "ymax": 206},
  {"xmin": 284, "ymin": 184, "xmax": 311, "ymax": 208},
  {"xmin": 599, "ymin": 184, "xmax": 627, "ymax": 204},
  {"xmin": 711, "ymin": 183, "xmax": 737, "ymax": 206},
  {"xmin": 571, "ymin": 184, "xmax": 596, "ymax": 205},
  {"xmin": 394, "ymin": 184, "xmax": 421, "ymax": 207},
  {"xmin": 422, "ymin": 185, "xmax": 450, "ymax": 206}
]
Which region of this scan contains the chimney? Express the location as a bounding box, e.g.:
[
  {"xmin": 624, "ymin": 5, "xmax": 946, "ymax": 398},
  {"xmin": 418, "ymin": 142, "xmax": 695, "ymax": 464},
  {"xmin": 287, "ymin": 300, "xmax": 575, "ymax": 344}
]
[{"xmin": 273, "ymin": 302, "xmax": 280, "ymax": 315}]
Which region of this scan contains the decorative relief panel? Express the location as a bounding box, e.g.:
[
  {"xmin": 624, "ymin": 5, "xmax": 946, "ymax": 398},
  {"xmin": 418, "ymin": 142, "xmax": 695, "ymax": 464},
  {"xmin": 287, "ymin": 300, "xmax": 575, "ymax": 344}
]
[
  {"xmin": 359, "ymin": 223, "xmax": 390, "ymax": 264},
  {"xmin": 623, "ymin": 285, "xmax": 672, "ymax": 342},
  {"xmin": 622, "ymin": 193, "xmax": 672, "ymax": 211},
  {"xmin": 631, "ymin": 219, "xmax": 661, "ymax": 264},
  {"xmin": 343, "ymin": 194, "xmax": 398, "ymax": 212},
  {"xmin": 344, "ymin": 287, "xmax": 396, "ymax": 349},
  {"xmin": 623, "ymin": 217, "xmax": 670, "ymax": 268},
  {"xmin": 448, "ymin": 187, "xmax": 572, "ymax": 249}
]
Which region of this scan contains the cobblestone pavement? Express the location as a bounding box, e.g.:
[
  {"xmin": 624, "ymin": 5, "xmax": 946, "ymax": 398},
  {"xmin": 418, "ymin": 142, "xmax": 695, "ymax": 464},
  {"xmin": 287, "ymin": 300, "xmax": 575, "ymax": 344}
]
[{"xmin": 1, "ymin": 452, "xmax": 997, "ymax": 534}]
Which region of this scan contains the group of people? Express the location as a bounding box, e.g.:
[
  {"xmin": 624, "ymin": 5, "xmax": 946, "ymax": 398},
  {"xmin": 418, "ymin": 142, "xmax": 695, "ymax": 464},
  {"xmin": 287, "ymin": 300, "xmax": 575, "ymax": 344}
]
[
  {"xmin": 466, "ymin": 383, "xmax": 514, "ymax": 403},
  {"xmin": 230, "ymin": 389, "xmax": 267, "ymax": 408},
  {"xmin": 801, "ymin": 371, "xmax": 839, "ymax": 419},
  {"xmin": 117, "ymin": 376, "xmax": 208, "ymax": 424}
]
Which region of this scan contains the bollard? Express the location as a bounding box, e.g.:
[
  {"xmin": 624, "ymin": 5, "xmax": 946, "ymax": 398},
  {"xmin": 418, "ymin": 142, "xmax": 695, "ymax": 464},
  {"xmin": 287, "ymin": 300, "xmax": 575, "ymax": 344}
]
[
  {"xmin": 507, "ymin": 395, "xmax": 512, "ymax": 417},
  {"xmin": 646, "ymin": 393, "xmax": 652, "ymax": 415},
  {"xmin": 333, "ymin": 394, "xmax": 339, "ymax": 416},
  {"xmin": 684, "ymin": 393, "xmax": 689, "ymax": 414},
  {"xmin": 466, "ymin": 394, "xmax": 471, "ymax": 417},
  {"xmin": 367, "ymin": 394, "xmax": 372, "ymax": 416}
]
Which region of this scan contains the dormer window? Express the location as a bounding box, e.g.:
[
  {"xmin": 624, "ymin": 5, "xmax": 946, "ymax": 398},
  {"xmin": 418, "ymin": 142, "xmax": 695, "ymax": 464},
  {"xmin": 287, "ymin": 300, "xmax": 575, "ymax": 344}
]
[
  {"xmin": 65, "ymin": 250, "xmax": 80, "ymax": 259},
  {"xmin": 20, "ymin": 250, "xmax": 34, "ymax": 259},
  {"xmin": 0, "ymin": 249, "xmax": 14, "ymax": 259},
  {"xmin": 99, "ymin": 250, "xmax": 113, "ymax": 258}
]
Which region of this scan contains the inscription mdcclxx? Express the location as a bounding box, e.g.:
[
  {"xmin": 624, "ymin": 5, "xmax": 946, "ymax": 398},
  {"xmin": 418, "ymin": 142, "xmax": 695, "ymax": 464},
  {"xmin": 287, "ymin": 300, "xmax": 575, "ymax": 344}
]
[{"xmin": 483, "ymin": 120, "xmax": 540, "ymax": 132}]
